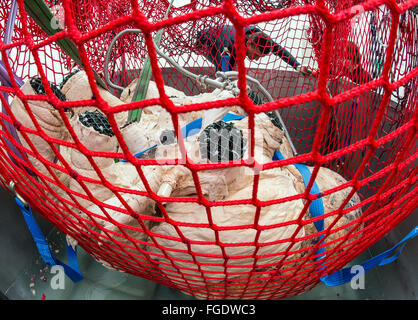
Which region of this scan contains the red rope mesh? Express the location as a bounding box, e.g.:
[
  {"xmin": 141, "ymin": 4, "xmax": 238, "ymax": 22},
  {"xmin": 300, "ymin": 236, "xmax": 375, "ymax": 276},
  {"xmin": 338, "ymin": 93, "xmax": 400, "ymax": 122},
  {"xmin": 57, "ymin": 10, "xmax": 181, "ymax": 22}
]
[{"xmin": 0, "ymin": 0, "xmax": 417, "ymax": 299}]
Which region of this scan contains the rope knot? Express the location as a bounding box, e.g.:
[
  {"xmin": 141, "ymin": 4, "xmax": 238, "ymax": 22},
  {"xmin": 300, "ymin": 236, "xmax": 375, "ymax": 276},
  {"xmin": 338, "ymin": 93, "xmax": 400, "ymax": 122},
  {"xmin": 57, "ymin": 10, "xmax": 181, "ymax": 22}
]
[
  {"xmin": 130, "ymin": 212, "xmax": 139, "ymax": 219},
  {"xmin": 13, "ymin": 120, "xmax": 22, "ymax": 130},
  {"xmin": 69, "ymin": 169, "xmax": 79, "ymax": 180}
]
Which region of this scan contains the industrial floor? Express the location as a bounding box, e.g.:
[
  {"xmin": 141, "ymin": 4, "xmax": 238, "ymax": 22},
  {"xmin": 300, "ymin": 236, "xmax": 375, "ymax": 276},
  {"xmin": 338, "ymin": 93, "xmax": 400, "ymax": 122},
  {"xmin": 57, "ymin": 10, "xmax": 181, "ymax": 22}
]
[{"xmin": 0, "ymin": 187, "xmax": 416, "ymax": 300}]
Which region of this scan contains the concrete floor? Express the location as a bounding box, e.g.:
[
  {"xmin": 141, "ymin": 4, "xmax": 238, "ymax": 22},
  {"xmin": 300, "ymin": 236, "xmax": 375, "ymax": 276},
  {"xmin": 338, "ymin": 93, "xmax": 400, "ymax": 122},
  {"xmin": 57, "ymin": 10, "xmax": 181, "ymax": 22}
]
[{"xmin": 0, "ymin": 186, "xmax": 416, "ymax": 300}]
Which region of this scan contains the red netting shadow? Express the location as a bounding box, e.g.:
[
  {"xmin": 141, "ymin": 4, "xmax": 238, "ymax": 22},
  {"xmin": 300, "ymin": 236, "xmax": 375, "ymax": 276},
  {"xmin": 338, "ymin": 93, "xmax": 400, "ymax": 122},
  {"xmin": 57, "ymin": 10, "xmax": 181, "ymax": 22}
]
[{"xmin": 0, "ymin": 0, "xmax": 416, "ymax": 299}]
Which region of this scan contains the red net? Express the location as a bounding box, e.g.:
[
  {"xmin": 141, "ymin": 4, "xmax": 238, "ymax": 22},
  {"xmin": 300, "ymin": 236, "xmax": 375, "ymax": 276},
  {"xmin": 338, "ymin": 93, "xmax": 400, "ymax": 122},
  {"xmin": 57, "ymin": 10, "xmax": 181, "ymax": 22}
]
[{"xmin": 0, "ymin": 0, "xmax": 417, "ymax": 299}]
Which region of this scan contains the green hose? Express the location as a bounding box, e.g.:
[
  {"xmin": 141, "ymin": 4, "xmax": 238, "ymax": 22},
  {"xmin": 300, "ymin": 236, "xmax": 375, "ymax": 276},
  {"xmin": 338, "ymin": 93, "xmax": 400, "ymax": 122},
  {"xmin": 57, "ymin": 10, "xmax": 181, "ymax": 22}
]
[
  {"xmin": 247, "ymin": 88, "xmax": 263, "ymax": 105},
  {"xmin": 128, "ymin": 0, "xmax": 175, "ymax": 123}
]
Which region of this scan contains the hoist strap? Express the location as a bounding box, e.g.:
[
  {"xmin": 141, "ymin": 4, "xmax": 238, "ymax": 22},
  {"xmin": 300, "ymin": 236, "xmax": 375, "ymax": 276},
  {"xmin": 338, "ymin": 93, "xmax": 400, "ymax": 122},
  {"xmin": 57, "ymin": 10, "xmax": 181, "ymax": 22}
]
[
  {"xmin": 320, "ymin": 226, "xmax": 418, "ymax": 286},
  {"xmin": 15, "ymin": 197, "xmax": 83, "ymax": 283},
  {"xmin": 273, "ymin": 149, "xmax": 326, "ymax": 265}
]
